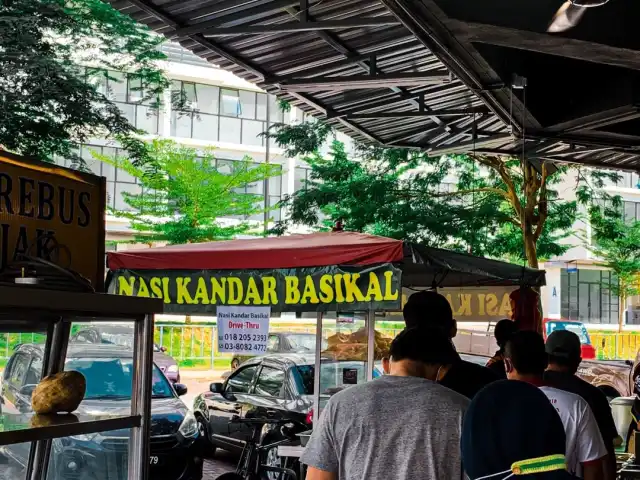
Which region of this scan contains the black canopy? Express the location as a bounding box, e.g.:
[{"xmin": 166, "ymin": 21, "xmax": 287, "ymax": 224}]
[{"xmin": 403, "ymin": 243, "xmax": 545, "ymax": 288}]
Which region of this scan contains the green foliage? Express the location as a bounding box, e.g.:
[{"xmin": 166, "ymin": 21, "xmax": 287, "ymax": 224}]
[
  {"xmin": 0, "ymin": 0, "xmax": 172, "ymax": 164},
  {"xmin": 267, "ymin": 121, "xmax": 607, "ymax": 264},
  {"xmin": 589, "ymin": 218, "xmax": 640, "ymax": 300},
  {"xmin": 95, "ymin": 140, "xmax": 282, "ymax": 244}
]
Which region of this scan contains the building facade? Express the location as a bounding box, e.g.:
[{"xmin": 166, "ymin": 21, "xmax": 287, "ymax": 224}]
[
  {"xmin": 55, "ymin": 44, "xmax": 351, "ymax": 251},
  {"xmin": 540, "ymin": 171, "xmax": 640, "ymax": 329}
]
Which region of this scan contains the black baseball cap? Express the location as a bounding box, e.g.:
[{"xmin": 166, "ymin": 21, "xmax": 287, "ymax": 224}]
[
  {"xmin": 403, "ymin": 291, "xmax": 454, "ymax": 330},
  {"xmin": 545, "ymin": 330, "xmax": 581, "ymax": 361}
]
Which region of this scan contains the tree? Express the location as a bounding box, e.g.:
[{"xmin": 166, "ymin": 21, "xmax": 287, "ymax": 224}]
[
  {"xmin": 95, "ymin": 140, "xmax": 282, "ymax": 244},
  {"xmin": 0, "ymin": 0, "xmax": 175, "ymax": 165},
  {"xmin": 267, "ymin": 122, "xmax": 611, "ymax": 268}
]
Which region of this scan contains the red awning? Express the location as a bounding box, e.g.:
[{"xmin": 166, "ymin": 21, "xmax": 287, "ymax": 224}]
[{"xmin": 107, "ymin": 232, "xmax": 404, "ymax": 271}]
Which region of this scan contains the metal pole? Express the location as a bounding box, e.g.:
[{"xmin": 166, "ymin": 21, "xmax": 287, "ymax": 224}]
[
  {"xmin": 210, "ymin": 327, "xmax": 215, "ymax": 369},
  {"xmin": 29, "ymin": 319, "xmax": 71, "ymax": 480},
  {"xmin": 312, "ymin": 312, "xmax": 323, "ymax": 425},
  {"xmin": 129, "ymin": 314, "xmax": 154, "ymax": 480},
  {"xmin": 263, "ymin": 94, "xmax": 271, "ymax": 233},
  {"xmin": 366, "ymin": 310, "xmax": 375, "ymax": 381}
]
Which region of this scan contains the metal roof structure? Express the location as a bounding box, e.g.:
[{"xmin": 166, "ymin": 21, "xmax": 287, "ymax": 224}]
[{"xmin": 109, "ymin": 0, "xmax": 640, "ymax": 172}]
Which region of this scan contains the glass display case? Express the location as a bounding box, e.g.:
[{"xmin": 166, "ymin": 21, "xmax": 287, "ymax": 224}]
[{"xmin": 0, "ymin": 285, "xmax": 161, "ymax": 480}]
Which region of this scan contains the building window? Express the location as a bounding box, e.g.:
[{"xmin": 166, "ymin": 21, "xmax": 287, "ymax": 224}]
[
  {"xmin": 561, "ymin": 268, "xmax": 619, "ymax": 324},
  {"xmin": 294, "ymin": 167, "xmax": 312, "ymax": 191},
  {"xmin": 221, "ymin": 88, "xmax": 241, "ymax": 117},
  {"xmin": 86, "ymin": 69, "xmax": 159, "ymax": 134}
]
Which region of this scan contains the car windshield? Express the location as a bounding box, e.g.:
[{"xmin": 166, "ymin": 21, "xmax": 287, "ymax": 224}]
[
  {"xmin": 100, "ymin": 333, "xmax": 134, "ymax": 348},
  {"xmin": 65, "ymin": 357, "xmax": 174, "ymax": 400},
  {"xmin": 546, "ymin": 322, "xmax": 590, "ymax": 344},
  {"xmin": 284, "ymin": 334, "xmax": 327, "ymax": 351},
  {"xmin": 292, "ymin": 361, "xmax": 379, "ymax": 395}
]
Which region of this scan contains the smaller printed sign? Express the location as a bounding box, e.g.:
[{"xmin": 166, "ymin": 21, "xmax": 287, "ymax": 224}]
[
  {"xmin": 217, "ymin": 306, "xmax": 270, "ymax": 354},
  {"xmin": 342, "ymin": 368, "xmax": 358, "ymax": 385}
]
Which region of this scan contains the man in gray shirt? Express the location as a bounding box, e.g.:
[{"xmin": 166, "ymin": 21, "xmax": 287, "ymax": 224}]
[{"xmin": 301, "ymin": 327, "xmax": 469, "ymax": 480}]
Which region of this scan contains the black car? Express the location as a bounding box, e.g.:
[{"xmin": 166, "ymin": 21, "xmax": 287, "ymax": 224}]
[
  {"xmin": 195, "ymin": 353, "xmax": 382, "ymax": 459},
  {"xmin": 0, "ymin": 344, "xmax": 202, "ymax": 480},
  {"xmin": 71, "ymin": 324, "xmax": 181, "ymax": 383},
  {"xmin": 230, "ymin": 332, "xmax": 329, "ymax": 370}
]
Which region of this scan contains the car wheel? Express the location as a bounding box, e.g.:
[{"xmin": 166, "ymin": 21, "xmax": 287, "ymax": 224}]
[
  {"xmin": 231, "ymin": 358, "xmax": 240, "ymax": 370},
  {"xmin": 196, "ymin": 416, "xmax": 216, "ymax": 458}
]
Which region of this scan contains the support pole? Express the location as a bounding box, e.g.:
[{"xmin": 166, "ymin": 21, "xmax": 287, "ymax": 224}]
[
  {"xmin": 129, "ymin": 314, "xmax": 154, "ymax": 480},
  {"xmin": 263, "ymin": 95, "xmax": 271, "ymax": 234},
  {"xmin": 313, "ymin": 312, "xmax": 323, "ymax": 425},
  {"xmin": 366, "ymin": 310, "xmax": 375, "ymax": 382}
]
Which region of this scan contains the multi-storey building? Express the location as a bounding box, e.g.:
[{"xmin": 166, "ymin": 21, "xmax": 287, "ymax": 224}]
[
  {"xmin": 54, "ymin": 43, "xmax": 351, "ymax": 250},
  {"xmin": 540, "ymin": 171, "xmax": 640, "ymax": 329}
]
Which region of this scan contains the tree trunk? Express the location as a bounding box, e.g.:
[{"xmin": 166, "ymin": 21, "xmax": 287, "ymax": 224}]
[
  {"xmin": 619, "ymin": 292, "xmax": 626, "ymax": 333},
  {"xmin": 523, "ymin": 227, "xmax": 539, "ymax": 269}
]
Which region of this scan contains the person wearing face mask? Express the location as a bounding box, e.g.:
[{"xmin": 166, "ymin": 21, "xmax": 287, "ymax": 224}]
[
  {"xmin": 462, "ymin": 380, "xmax": 577, "ymax": 480},
  {"xmin": 302, "ymin": 327, "xmax": 468, "ymax": 480}
]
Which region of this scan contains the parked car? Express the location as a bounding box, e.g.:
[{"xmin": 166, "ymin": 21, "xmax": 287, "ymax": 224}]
[
  {"xmin": 230, "ymin": 332, "xmax": 328, "ymax": 370},
  {"xmin": 0, "ymin": 344, "xmax": 202, "ymax": 480},
  {"xmin": 194, "ymin": 353, "xmax": 382, "ymax": 459},
  {"xmin": 71, "ymin": 324, "xmax": 181, "ymax": 382},
  {"xmin": 543, "ymin": 319, "xmax": 596, "ymax": 360}
]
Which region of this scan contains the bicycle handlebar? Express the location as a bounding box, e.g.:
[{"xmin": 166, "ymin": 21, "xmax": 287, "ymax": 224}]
[{"xmin": 230, "ymin": 416, "xmax": 300, "ymax": 425}]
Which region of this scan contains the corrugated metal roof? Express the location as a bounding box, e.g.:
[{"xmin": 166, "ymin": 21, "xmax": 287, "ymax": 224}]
[{"xmin": 109, "ymin": 0, "xmax": 640, "ymax": 171}]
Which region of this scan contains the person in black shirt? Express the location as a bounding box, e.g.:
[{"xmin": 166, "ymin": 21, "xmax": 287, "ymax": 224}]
[
  {"xmin": 403, "ymin": 291, "xmax": 498, "ymax": 398},
  {"xmin": 485, "ymin": 319, "xmax": 517, "ymax": 378},
  {"xmin": 543, "ymin": 330, "xmax": 619, "ymax": 480}
]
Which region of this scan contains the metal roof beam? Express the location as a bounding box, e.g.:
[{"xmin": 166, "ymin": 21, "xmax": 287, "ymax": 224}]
[
  {"xmin": 342, "ymin": 107, "xmax": 487, "ymax": 119},
  {"xmin": 202, "ymin": 19, "xmax": 401, "ymax": 35},
  {"xmin": 427, "ymin": 134, "xmax": 513, "ymax": 155},
  {"xmin": 169, "ymin": 0, "xmax": 299, "ymax": 38},
  {"xmin": 284, "ymin": 5, "xmax": 447, "ymax": 127},
  {"xmin": 451, "ymin": 20, "xmax": 640, "ymax": 72},
  {"xmin": 276, "ymin": 72, "xmax": 449, "ymax": 91},
  {"xmin": 114, "ymin": 0, "xmax": 386, "ymax": 144}
]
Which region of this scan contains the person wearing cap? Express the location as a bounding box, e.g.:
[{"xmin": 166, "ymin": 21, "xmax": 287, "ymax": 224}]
[
  {"xmin": 544, "ymin": 330, "xmax": 619, "ymax": 480},
  {"xmin": 403, "ymin": 290, "xmax": 498, "ymax": 398},
  {"xmin": 462, "ymin": 380, "xmax": 576, "ymax": 480},
  {"xmin": 302, "ymin": 327, "xmax": 469, "ymax": 480},
  {"xmin": 486, "ymin": 319, "xmax": 518, "ymax": 378},
  {"xmin": 504, "ymin": 331, "xmax": 607, "ymax": 480}
]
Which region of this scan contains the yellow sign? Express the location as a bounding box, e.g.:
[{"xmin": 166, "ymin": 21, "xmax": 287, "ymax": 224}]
[
  {"xmin": 0, "ymin": 152, "xmax": 105, "ymax": 289},
  {"xmin": 389, "ymin": 286, "xmax": 516, "ymax": 322},
  {"xmin": 110, "ymin": 264, "xmax": 402, "ymax": 313}
]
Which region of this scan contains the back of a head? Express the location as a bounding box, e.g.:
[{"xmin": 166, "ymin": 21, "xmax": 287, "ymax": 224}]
[
  {"xmin": 504, "ymin": 330, "xmax": 548, "ymax": 376},
  {"xmin": 546, "ymin": 330, "xmax": 582, "ymax": 371},
  {"xmin": 494, "ymin": 319, "xmax": 517, "ymax": 348},
  {"xmin": 390, "ymin": 327, "xmax": 457, "ymax": 366},
  {"xmin": 462, "ymin": 380, "xmax": 570, "ymax": 480},
  {"xmin": 403, "ymin": 291, "xmax": 454, "ymax": 333}
]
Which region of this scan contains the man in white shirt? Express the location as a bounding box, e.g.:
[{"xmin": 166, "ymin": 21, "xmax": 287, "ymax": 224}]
[{"xmin": 504, "ymin": 331, "xmax": 607, "ymax": 480}]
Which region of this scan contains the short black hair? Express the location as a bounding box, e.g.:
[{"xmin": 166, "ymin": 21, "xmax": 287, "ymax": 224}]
[
  {"xmin": 504, "ymin": 331, "xmax": 548, "ymax": 375},
  {"xmin": 494, "ymin": 319, "xmax": 517, "ymax": 348},
  {"xmin": 390, "ymin": 327, "xmax": 457, "ymax": 365},
  {"xmin": 403, "ymin": 291, "xmax": 454, "ymax": 332},
  {"xmin": 548, "ymin": 354, "xmax": 580, "ymax": 371}
]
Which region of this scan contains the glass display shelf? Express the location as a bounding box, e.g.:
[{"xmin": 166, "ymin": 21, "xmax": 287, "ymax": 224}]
[{"xmin": 0, "ymin": 413, "xmax": 140, "ymax": 446}]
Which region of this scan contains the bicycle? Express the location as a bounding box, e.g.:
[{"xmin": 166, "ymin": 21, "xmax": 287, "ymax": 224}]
[{"xmin": 215, "ymin": 416, "xmax": 303, "ymax": 480}]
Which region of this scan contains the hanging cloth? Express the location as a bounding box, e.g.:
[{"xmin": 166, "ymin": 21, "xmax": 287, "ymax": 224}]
[{"xmin": 510, "ymin": 286, "xmax": 542, "ymax": 334}]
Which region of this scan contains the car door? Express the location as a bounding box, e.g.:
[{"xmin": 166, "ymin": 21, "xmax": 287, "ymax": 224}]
[
  {"xmin": 209, "ymin": 364, "xmax": 259, "ymax": 451},
  {"xmin": 244, "ymin": 364, "xmax": 289, "ymax": 427},
  {"xmin": 2, "ymin": 353, "xmax": 32, "ymax": 414}
]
